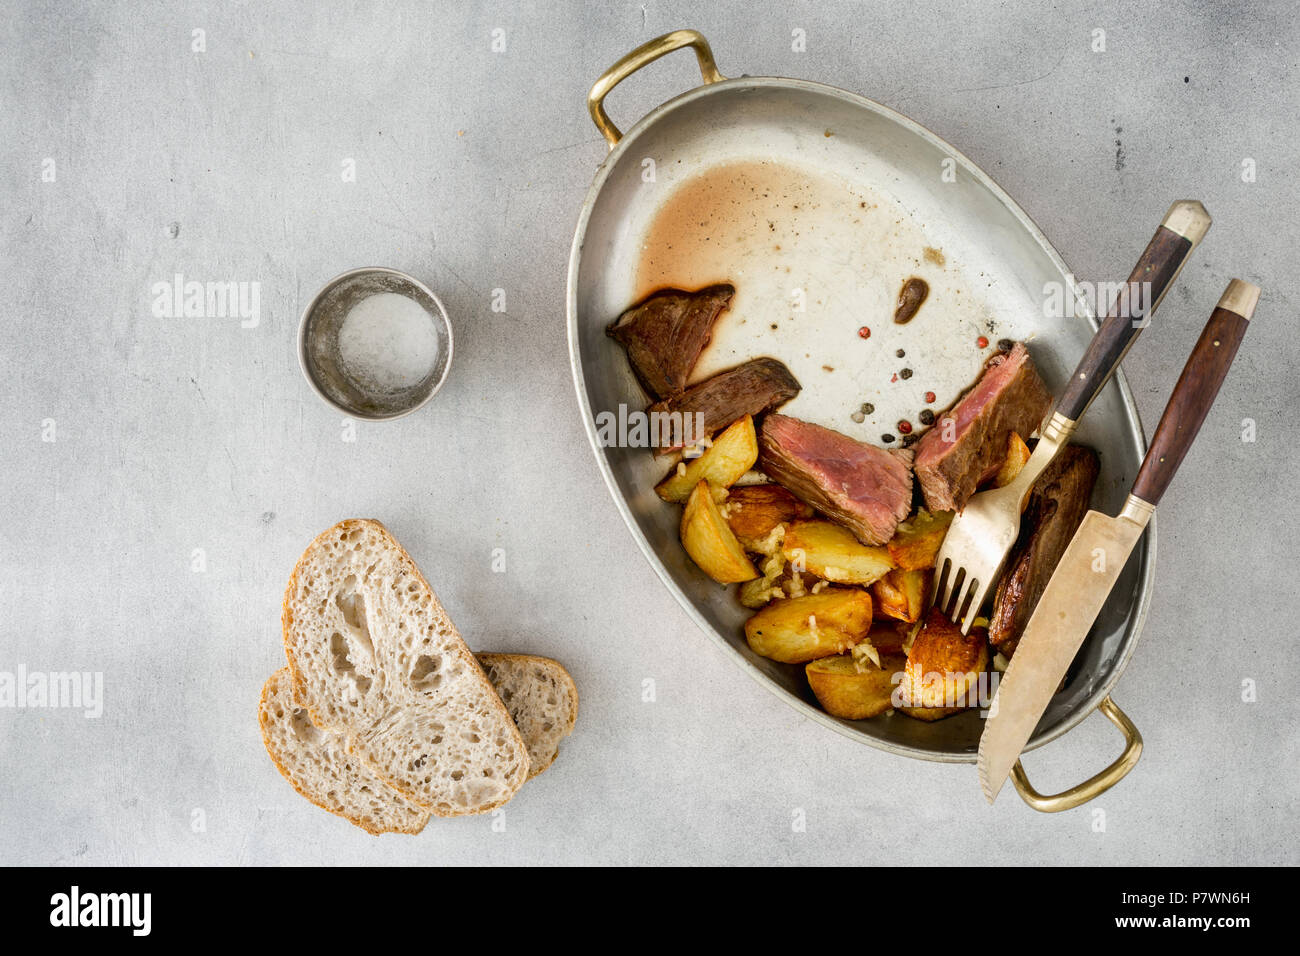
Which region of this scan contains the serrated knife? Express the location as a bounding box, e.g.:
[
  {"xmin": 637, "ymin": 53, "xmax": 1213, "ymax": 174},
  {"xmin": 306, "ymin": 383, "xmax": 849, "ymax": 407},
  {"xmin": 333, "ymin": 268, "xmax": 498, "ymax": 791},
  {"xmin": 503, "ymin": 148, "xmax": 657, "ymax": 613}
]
[{"xmin": 977, "ymin": 278, "xmax": 1260, "ymax": 805}]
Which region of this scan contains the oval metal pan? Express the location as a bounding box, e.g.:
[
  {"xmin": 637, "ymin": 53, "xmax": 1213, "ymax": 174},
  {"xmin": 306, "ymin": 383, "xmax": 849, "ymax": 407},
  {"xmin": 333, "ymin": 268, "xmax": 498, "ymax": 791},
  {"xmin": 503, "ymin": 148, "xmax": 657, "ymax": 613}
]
[{"xmin": 568, "ymin": 76, "xmax": 1155, "ymax": 763}]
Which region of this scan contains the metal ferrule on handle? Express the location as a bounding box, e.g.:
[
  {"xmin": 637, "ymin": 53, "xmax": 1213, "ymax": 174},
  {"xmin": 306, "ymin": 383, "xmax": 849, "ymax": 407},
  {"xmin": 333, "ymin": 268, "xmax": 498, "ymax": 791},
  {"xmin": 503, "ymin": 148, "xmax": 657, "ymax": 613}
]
[{"xmin": 1017, "ymin": 409, "xmax": 1077, "ymax": 504}]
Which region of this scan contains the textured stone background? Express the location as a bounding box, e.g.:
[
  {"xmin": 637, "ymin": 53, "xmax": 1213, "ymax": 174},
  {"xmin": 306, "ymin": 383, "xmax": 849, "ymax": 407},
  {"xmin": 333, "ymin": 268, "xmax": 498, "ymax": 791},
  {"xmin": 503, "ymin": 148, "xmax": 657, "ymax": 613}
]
[{"xmin": 1, "ymin": 1, "xmax": 1295, "ymax": 864}]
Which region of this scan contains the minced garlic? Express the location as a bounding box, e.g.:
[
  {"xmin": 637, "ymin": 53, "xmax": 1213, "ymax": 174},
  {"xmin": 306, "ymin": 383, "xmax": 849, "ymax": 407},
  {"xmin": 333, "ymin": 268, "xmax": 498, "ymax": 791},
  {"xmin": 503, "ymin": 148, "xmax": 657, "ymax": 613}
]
[
  {"xmin": 751, "ymin": 522, "xmax": 786, "ymax": 557},
  {"xmin": 850, "ymin": 641, "xmax": 882, "ymax": 671}
]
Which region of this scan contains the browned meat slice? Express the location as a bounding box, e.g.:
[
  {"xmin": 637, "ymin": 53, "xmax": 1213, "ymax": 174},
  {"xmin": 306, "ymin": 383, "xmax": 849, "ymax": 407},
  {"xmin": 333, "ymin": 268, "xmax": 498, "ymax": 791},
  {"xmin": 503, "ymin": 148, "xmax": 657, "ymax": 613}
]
[
  {"xmin": 647, "ymin": 357, "xmax": 800, "ymax": 454},
  {"xmin": 759, "ymin": 413, "xmax": 913, "ymax": 546},
  {"xmin": 988, "ymin": 445, "xmax": 1100, "ymax": 658},
  {"xmin": 913, "ymin": 342, "xmax": 1051, "ymax": 512},
  {"xmin": 607, "ymin": 285, "xmax": 735, "ymax": 400}
]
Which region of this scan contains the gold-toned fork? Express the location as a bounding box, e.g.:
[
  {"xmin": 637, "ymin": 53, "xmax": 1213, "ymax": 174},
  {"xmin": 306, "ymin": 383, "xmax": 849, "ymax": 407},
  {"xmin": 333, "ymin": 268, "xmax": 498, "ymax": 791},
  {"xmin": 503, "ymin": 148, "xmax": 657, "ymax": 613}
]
[{"xmin": 930, "ymin": 200, "xmax": 1212, "ymax": 633}]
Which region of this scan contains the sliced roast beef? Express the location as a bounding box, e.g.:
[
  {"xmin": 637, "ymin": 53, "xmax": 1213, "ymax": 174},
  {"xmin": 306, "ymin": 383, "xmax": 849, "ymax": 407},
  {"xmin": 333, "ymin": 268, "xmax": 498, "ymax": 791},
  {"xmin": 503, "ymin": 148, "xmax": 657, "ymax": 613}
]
[
  {"xmin": 607, "ymin": 285, "xmax": 735, "ymax": 400},
  {"xmin": 913, "ymin": 342, "xmax": 1051, "ymax": 512},
  {"xmin": 759, "ymin": 413, "xmax": 913, "ymax": 546},
  {"xmin": 988, "ymin": 445, "xmax": 1099, "ymax": 658},
  {"xmin": 648, "ymin": 357, "xmax": 800, "ymax": 454}
]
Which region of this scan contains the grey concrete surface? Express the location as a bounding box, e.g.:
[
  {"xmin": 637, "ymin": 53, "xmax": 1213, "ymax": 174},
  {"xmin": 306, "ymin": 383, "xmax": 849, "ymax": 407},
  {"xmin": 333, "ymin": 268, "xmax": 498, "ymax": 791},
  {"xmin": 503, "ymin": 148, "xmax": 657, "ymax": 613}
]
[{"xmin": 2, "ymin": 0, "xmax": 1296, "ymax": 866}]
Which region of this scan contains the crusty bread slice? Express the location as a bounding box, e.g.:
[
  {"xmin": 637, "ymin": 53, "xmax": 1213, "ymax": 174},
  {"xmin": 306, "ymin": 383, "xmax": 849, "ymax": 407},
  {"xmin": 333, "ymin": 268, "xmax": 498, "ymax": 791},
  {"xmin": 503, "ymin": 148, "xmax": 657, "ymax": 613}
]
[
  {"xmin": 477, "ymin": 654, "xmax": 578, "ymax": 778},
  {"xmin": 260, "ymin": 655, "xmax": 578, "ymax": 834},
  {"xmin": 282, "ymin": 519, "xmax": 530, "ymax": 816},
  {"xmin": 259, "ymin": 668, "xmax": 431, "ymax": 834}
]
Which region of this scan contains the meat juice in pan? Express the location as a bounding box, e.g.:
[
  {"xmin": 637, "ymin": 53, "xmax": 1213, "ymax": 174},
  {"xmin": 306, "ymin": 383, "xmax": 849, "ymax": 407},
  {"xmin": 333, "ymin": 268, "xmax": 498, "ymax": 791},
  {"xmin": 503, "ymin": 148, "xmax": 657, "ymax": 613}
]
[{"xmin": 635, "ymin": 159, "xmax": 1017, "ymax": 444}]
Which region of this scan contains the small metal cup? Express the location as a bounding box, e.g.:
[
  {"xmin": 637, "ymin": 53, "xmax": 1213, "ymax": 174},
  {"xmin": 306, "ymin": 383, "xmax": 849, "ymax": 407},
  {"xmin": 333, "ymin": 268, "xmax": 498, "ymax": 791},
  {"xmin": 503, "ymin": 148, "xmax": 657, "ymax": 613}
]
[{"xmin": 297, "ymin": 267, "xmax": 454, "ymax": 421}]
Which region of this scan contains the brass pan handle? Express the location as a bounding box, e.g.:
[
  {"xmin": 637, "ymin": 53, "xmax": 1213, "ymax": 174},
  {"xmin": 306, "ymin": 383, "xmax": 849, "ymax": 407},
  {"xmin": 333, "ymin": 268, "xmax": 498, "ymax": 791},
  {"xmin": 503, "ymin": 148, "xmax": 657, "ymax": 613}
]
[
  {"xmin": 1010, "ymin": 696, "xmax": 1143, "ymax": 812},
  {"xmin": 587, "ymin": 29, "xmax": 725, "ymax": 149}
]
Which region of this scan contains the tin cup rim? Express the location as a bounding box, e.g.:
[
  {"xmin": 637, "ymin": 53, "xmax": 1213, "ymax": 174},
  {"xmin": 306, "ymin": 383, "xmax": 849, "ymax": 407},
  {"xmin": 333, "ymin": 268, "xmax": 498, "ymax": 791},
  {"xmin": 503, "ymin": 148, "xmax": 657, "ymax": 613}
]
[{"xmin": 296, "ymin": 266, "xmax": 454, "ymax": 421}]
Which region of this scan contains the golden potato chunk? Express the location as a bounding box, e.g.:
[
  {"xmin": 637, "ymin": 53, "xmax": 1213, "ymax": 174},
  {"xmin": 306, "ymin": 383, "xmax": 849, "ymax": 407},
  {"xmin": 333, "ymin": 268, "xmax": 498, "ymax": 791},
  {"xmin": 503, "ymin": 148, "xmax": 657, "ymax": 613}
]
[
  {"xmin": 899, "ymin": 609, "xmax": 989, "ymax": 709},
  {"xmin": 872, "ymin": 568, "xmax": 928, "ymax": 623},
  {"xmin": 723, "ymin": 485, "xmax": 812, "ymax": 550},
  {"xmin": 745, "ymin": 588, "xmax": 873, "ymax": 663},
  {"xmin": 806, "ymin": 653, "xmax": 908, "ymax": 720},
  {"xmin": 993, "ymin": 431, "xmax": 1032, "ymax": 488},
  {"xmin": 680, "ymin": 480, "xmax": 758, "ymax": 584},
  {"xmin": 782, "ymin": 520, "xmax": 894, "ymax": 585},
  {"xmin": 886, "ymin": 509, "xmax": 954, "ymax": 571},
  {"xmin": 656, "ymin": 416, "xmax": 758, "ymax": 503}
]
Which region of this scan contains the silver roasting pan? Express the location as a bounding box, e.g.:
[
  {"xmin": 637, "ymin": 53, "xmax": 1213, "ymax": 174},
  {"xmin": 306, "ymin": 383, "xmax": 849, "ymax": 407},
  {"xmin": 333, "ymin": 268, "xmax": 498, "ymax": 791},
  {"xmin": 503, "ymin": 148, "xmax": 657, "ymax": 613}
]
[{"xmin": 566, "ymin": 31, "xmax": 1155, "ymax": 795}]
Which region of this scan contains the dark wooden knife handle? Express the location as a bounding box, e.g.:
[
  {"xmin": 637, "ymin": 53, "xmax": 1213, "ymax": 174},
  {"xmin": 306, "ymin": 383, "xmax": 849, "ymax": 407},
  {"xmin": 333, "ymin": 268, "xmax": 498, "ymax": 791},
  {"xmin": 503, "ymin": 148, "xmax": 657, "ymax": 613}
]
[
  {"xmin": 1131, "ymin": 280, "xmax": 1259, "ymax": 507},
  {"xmin": 1054, "ymin": 201, "xmax": 1210, "ymax": 423}
]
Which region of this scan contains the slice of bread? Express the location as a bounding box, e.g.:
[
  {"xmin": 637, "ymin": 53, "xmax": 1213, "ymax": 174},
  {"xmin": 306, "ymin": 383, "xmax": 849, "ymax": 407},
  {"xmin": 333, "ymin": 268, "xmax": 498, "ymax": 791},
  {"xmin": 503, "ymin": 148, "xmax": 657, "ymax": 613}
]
[
  {"xmin": 259, "ymin": 668, "xmax": 431, "ymax": 835},
  {"xmin": 282, "ymin": 519, "xmax": 529, "ymax": 816},
  {"xmin": 260, "ymin": 655, "xmax": 579, "ymax": 834},
  {"xmin": 477, "ymin": 654, "xmax": 579, "ymax": 778}
]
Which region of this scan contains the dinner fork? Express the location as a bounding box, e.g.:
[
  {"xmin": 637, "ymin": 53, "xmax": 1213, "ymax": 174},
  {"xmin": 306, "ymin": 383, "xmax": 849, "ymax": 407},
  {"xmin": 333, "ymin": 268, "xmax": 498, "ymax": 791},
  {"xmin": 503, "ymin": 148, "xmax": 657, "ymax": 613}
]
[{"xmin": 930, "ymin": 200, "xmax": 1211, "ymax": 633}]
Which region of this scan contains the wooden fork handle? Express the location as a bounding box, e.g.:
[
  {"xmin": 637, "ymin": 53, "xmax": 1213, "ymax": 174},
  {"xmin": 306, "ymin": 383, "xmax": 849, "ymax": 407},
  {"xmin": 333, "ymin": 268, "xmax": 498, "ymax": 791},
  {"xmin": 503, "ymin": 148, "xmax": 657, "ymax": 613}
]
[
  {"xmin": 1131, "ymin": 279, "xmax": 1258, "ymax": 507},
  {"xmin": 1054, "ymin": 200, "xmax": 1211, "ymax": 424}
]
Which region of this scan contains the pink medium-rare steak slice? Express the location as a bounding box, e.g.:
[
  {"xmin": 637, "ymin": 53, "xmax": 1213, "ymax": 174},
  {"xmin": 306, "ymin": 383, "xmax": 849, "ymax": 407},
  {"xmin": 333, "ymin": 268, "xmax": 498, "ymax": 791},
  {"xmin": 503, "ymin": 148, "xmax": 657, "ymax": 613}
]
[
  {"xmin": 759, "ymin": 414, "xmax": 913, "ymax": 546},
  {"xmin": 607, "ymin": 285, "xmax": 735, "ymax": 400},
  {"xmin": 648, "ymin": 357, "xmax": 800, "ymax": 454},
  {"xmin": 912, "ymin": 342, "xmax": 1052, "ymax": 513}
]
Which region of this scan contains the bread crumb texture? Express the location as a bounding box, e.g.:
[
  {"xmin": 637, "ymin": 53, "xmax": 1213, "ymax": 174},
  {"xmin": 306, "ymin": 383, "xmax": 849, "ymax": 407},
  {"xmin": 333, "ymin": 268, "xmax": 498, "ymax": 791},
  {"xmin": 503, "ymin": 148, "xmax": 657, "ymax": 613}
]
[
  {"xmin": 477, "ymin": 654, "xmax": 579, "ymax": 778},
  {"xmin": 282, "ymin": 520, "xmax": 529, "ymax": 815},
  {"xmin": 259, "ymin": 668, "xmax": 430, "ymax": 834}
]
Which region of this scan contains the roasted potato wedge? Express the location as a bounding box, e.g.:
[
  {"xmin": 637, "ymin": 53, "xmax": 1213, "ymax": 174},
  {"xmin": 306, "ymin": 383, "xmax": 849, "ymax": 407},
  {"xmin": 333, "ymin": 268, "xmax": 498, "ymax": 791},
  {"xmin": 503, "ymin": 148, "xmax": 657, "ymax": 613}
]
[
  {"xmin": 723, "ymin": 484, "xmax": 812, "ymax": 550},
  {"xmin": 656, "ymin": 415, "xmax": 758, "ymax": 503},
  {"xmin": 872, "ymin": 568, "xmax": 927, "ymax": 623},
  {"xmin": 745, "ymin": 588, "xmax": 873, "ymax": 663},
  {"xmin": 806, "ymin": 652, "xmax": 907, "ymax": 720},
  {"xmin": 782, "ymin": 520, "xmax": 894, "ymax": 585},
  {"xmin": 886, "ymin": 509, "xmax": 954, "ymax": 570},
  {"xmin": 899, "ymin": 608, "xmax": 989, "ymax": 709},
  {"xmin": 680, "ymin": 480, "xmax": 758, "ymax": 584},
  {"xmin": 993, "ymin": 431, "xmax": 1032, "ymax": 488}
]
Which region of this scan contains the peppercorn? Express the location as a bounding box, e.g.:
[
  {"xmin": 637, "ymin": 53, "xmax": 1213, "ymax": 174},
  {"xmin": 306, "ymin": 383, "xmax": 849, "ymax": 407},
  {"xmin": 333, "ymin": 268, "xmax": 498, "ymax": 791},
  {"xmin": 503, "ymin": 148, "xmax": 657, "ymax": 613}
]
[
  {"xmin": 919, "ymin": 409, "xmax": 935, "ymax": 426},
  {"xmin": 899, "ymin": 368, "xmax": 912, "ymax": 380},
  {"xmin": 858, "ymin": 326, "xmax": 871, "ymax": 339}
]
